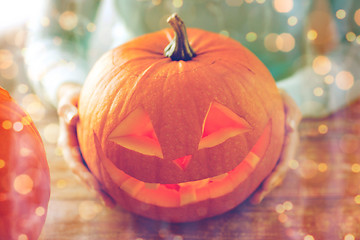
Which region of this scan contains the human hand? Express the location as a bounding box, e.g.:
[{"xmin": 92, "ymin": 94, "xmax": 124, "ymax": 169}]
[
  {"xmin": 57, "ymin": 83, "xmax": 115, "ymax": 208},
  {"xmin": 250, "ymin": 89, "xmax": 302, "ymax": 204}
]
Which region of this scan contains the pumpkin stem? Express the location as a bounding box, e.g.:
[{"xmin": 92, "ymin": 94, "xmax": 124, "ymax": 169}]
[{"xmin": 164, "ymin": 13, "xmax": 196, "ymax": 61}]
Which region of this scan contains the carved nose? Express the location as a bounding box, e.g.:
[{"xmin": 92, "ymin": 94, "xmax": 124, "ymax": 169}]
[{"xmin": 173, "ymin": 155, "xmax": 192, "ymax": 171}]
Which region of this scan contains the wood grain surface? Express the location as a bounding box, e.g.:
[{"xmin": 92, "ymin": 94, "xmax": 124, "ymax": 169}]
[{"xmin": 27, "ymin": 99, "xmax": 360, "ymax": 240}]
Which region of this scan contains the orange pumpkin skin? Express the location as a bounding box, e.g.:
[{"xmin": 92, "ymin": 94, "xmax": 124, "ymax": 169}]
[
  {"xmin": 77, "ymin": 27, "xmax": 285, "ymax": 222},
  {"xmin": 0, "ymin": 88, "xmax": 50, "ymax": 239}
]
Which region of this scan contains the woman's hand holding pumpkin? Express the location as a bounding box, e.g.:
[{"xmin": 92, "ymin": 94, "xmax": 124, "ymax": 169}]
[
  {"xmin": 57, "ymin": 83, "xmax": 116, "ymax": 208},
  {"xmin": 250, "ymin": 90, "xmax": 302, "ymax": 204}
]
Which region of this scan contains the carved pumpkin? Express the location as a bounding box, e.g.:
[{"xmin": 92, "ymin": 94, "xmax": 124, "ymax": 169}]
[
  {"xmin": 0, "ymin": 87, "xmax": 50, "ymax": 239},
  {"xmin": 77, "ymin": 14, "xmax": 285, "ymax": 222}
]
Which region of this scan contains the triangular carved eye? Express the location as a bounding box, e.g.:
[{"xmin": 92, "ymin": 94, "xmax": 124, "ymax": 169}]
[
  {"xmin": 198, "ymin": 102, "xmax": 251, "ymax": 150},
  {"xmin": 108, "ymin": 108, "xmax": 163, "ymax": 158}
]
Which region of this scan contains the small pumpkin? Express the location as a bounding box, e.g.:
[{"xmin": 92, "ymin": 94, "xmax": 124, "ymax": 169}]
[
  {"xmin": 77, "ymin": 14, "xmax": 285, "ymax": 222},
  {"xmin": 0, "ymin": 87, "xmax": 50, "ymax": 239}
]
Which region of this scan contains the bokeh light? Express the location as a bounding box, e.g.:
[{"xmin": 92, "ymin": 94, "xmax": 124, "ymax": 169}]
[
  {"xmin": 318, "ymin": 163, "xmax": 328, "ymax": 172},
  {"xmin": 18, "ymin": 234, "xmax": 28, "ymax": 240},
  {"xmin": 35, "ymin": 206, "xmax": 46, "ymax": 217},
  {"xmin": 312, "ymin": 56, "xmax": 332, "ymax": 75},
  {"xmin": 273, "ymin": 0, "xmax": 293, "ymax": 13},
  {"xmin": 0, "ymin": 159, "xmax": 5, "ymax": 169},
  {"xmin": 78, "ymin": 200, "xmax": 103, "ymax": 221},
  {"xmin": 307, "ymin": 30, "xmax": 318, "ymax": 41},
  {"xmin": 335, "ymin": 71, "xmax": 354, "ymax": 90},
  {"xmin": 346, "ymin": 32, "xmax": 356, "ymax": 42},
  {"xmin": 14, "ymin": 174, "xmax": 34, "ymax": 195},
  {"xmin": 172, "ymin": 0, "xmax": 183, "ymax": 8},
  {"xmin": 344, "ymin": 233, "xmax": 355, "ymax": 240},
  {"xmin": 318, "ymin": 124, "xmax": 328, "ymax": 134},
  {"xmin": 351, "ymin": 163, "xmax": 360, "ymax": 173},
  {"xmin": 304, "ymin": 235, "xmax": 315, "ymax": 240},
  {"xmin": 288, "ymin": 16, "xmax": 298, "ymax": 26},
  {"xmin": 354, "ymin": 9, "xmax": 360, "ymax": 26},
  {"xmin": 246, "ymin": 32, "xmax": 257, "ymax": 42},
  {"xmin": 336, "ymin": 9, "xmax": 346, "ymax": 19},
  {"xmin": 59, "ymin": 11, "xmax": 78, "ymax": 31}
]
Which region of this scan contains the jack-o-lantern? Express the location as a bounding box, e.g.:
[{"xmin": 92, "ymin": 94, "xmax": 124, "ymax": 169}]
[
  {"xmin": 77, "ymin": 14, "xmax": 285, "ymax": 222},
  {"xmin": 0, "ymin": 87, "xmax": 50, "ymax": 239}
]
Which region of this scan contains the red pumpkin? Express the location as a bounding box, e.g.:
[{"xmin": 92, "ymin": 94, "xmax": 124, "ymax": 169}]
[
  {"xmin": 0, "ymin": 87, "xmax": 50, "ymax": 239},
  {"xmin": 77, "ymin": 14, "xmax": 285, "ymax": 222}
]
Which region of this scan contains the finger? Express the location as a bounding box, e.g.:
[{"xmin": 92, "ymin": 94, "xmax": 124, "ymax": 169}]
[
  {"xmin": 58, "ymin": 103, "xmax": 79, "ymax": 125},
  {"xmin": 250, "ymin": 127, "xmax": 300, "ymax": 205},
  {"xmin": 279, "ymin": 90, "xmax": 302, "ymax": 133}
]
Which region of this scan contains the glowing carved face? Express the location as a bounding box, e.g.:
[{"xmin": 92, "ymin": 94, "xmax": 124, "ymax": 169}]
[{"xmin": 98, "ymin": 101, "xmax": 271, "ymax": 207}]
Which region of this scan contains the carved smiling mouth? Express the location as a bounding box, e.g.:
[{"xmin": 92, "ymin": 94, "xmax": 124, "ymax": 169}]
[{"xmin": 99, "ymin": 121, "xmax": 271, "ymax": 208}]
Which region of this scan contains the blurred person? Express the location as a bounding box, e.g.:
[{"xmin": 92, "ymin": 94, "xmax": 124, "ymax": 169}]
[{"xmin": 24, "ymin": 0, "xmax": 360, "ymax": 207}]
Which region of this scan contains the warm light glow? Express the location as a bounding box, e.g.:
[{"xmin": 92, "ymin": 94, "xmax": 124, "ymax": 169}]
[
  {"xmin": 199, "ymin": 102, "xmax": 250, "ymax": 150},
  {"xmin": 0, "ymin": 49, "xmax": 13, "ymax": 70},
  {"xmin": 256, "ymin": 0, "xmax": 266, "ymax": 4},
  {"xmin": 312, "ymin": 56, "xmax": 332, "ymax": 75},
  {"xmin": 2, "ymin": 120, "xmax": 12, "ymax": 130},
  {"xmin": 246, "ymin": 32, "xmax": 257, "ymax": 42},
  {"xmin": 283, "ymin": 201, "xmax": 293, "ymax": 211},
  {"xmin": 318, "ymin": 124, "xmax": 328, "ymax": 134},
  {"xmin": 304, "ymin": 235, "xmax": 315, "ymax": 240},
  {"xmin": 335, "ymin": 71, "xmax": 354, "ymax": 90},
  {"xmin": 35, "ymin": 206, "xmax": 46, "ymax": 216},
  {"xmin": 78, "ymin": 200, "xmax": 103, "ymax": 220},
  {"xmin": 354, "ymin": 195, "xmax": 360, "ymax": 204},
  {"xmin": 278, "ymin": 213, "xmax": 288, "ymax": 223},
  {"xmin": 351, "ymin": 163, "xmax": 360, "ymax": 173},
  {"xmin": 318, "ymin": 163, "xmax": 328, "ymax": 172},
  {"xmin": 288, "ymin": 16, "xmax": 298, "ymax": 26},
  {"xmin": 354, "ymin": 9, "xmax": 360, "ymax": 26},
  {"xmin": 299, "ymin": 159, "xmax": 318, "ymax": 179},
  {"xmin": 336, "ymin": 9, "xmax": 346, "ymax": 19},
  {"xmin": 14, "ymin": 174, "xmax": 33, "ymax": 195},
  {"xmin": 273, "ymin": 0, "xmax": 293, "ymax": 13},
  {"xmin": 172, "ymin": 0, "xmax": 183, "ymax": 8},
  {"xmin": 277, "ymin": 33, "xmax": 295, "ymax": 52},
  {"xmin": 41, "ymin": 17, "xmax": 50, "ymax": 27},
  {"xmin": 219, "ymin": 30, "xmax": 230, "ymax": 37},
  {"xmin": 307, "ymin": 30, "xmax": 318, "ymax": 41},
  {"xmin": 152, "ymin": 0, "xmax": 162, "ymax": 5},
  {"xmin": 346, "ymin": 32, "xmax": 356, "ymax": 42},
  {"xmin": 344, "ymin": 234, "xmax": 355, "ymax": 240},
  {"xmin": 108, "ymin": 108, "xmax": 163, "ymax": 158},
  {"xmin": 275, "ymin": 204, "xmax": 285, "ymax": 214},
  {"xmin": 324, "ymin": 75, "xmax": 334, "ymax": 85},
  {"xmin": 59, "ymin": 11, "xmax": 78, "ymax": 31},
  {"xmin": 17, "ymin": 84, "xmax": 29, "ymax": 94},
  {"xmin": 18, "ymin": 234, "xmax": 28, "ymax": 240},
  {"xmin": 0, "ymin": 159, "xmax": 5, "ymax": 169},
  {"xmin": 264, "ymin": 33, "xmax": 279, "ymax": 52},
  {"xmin": 13, "ymin": 121, "xmax": 23, "ymax": 132},
  {"xmin": 288, "ymin": 159, "xmax": 299, "ymax": 169},
  {"xmin": 87, "ymin": 23, "xmax": 96, "ymax": 32},
  {"xmin": 20, "ymin": 148, "xmax": 32, "ymax": 157},
  {"xmin": 313, "ymin": 87, "xmax": 324, "ymax": 97},
  {"xmin": 102, "ymin": 122, "xmax": 271, "ymax": 207},
  {"xmin": 56, "ymin": 179, "xmax": 67, "ymax": 188}
]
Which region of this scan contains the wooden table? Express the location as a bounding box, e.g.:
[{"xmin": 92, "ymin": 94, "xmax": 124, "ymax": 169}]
[
  {"xmin": 2, "ymin": 29, "xmax": 360, "ymax": 240},
  {"xmin": 21, "ymin": 98, "xmax": 357, "ymax": 240}
]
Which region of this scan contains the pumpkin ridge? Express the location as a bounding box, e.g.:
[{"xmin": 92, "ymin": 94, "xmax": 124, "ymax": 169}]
[{"xmin": 216, "ymin": 59, "xmax": 275, "ymax": 118}]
